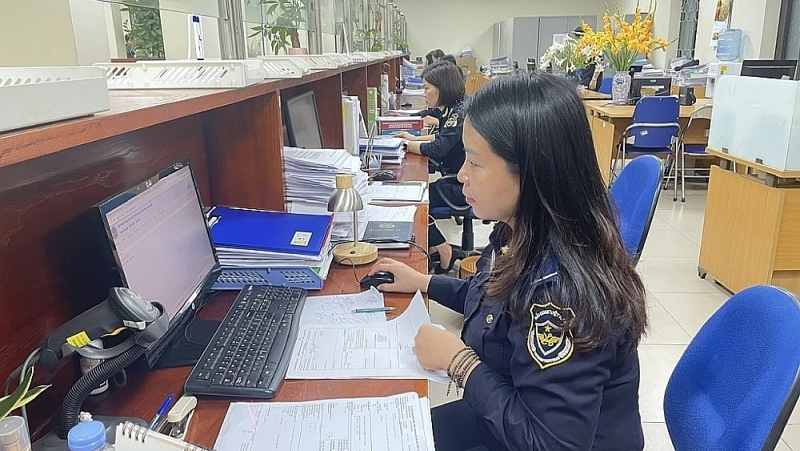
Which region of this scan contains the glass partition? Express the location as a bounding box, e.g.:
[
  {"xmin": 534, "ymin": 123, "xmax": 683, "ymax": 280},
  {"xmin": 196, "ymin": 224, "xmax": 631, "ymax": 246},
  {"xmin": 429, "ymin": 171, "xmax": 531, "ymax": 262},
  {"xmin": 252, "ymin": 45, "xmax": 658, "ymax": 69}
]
[
  {"xmin": 99, "ymin": 0, "xmax": 222, "ymax": 18},
  {"xmin": 243, "ymin": 0, "xmax": 313, "ymax": 56}
]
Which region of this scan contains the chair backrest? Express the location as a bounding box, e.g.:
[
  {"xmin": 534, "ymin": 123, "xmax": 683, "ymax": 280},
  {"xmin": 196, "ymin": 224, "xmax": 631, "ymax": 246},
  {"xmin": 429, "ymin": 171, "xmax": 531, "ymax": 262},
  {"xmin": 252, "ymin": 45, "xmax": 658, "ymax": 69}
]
[
  {"xmin": 627, "ymin": 96, "xmax": 680, "ymax": 149},
  {"xmin": 679, "ymin": 103, "xmax": 713, "ymax": 144},
  {"xmin": 465, "ymin": 73, "xmax": 491, "ymax": 96},
  {"xmin": 598, "ymin": 77, "xmax": 612, "ymax": 94},
  {"xmin": 664, "ymin": 285, "xmax": 800, "ymax": 451},
  {"xmin": 608, "ymin": 155, "xmax": 663, "ymax": 264}
]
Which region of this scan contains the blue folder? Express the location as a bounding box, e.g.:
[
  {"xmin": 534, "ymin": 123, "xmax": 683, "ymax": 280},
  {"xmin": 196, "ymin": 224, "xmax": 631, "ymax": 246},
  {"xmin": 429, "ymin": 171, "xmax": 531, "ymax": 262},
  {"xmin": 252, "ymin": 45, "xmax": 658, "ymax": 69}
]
[{"xmin": 209, "ymin": 206, "xmax": 333, "ymax": 256}]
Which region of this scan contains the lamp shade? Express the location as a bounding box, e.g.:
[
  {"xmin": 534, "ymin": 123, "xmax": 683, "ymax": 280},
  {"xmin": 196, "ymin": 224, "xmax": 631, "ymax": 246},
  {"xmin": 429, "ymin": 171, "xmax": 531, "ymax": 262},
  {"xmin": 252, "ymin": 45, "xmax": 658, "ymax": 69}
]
[{"xmin": 327, "ymin": 174, "xmax": 363, "ymax": 212}]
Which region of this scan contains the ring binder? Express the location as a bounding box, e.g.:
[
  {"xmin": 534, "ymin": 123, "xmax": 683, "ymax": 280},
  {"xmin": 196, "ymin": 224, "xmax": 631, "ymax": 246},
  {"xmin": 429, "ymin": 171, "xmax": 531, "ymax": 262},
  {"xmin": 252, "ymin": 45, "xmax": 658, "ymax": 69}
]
[{"xmin": 115, "ymin": 421, "xmax": 213, "ymax": 451}]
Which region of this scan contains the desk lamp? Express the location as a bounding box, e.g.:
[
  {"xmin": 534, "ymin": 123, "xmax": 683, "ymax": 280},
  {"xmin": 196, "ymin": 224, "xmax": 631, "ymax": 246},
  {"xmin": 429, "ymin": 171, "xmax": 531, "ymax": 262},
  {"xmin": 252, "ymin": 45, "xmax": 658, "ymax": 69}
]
[{"xmin": 328, "ymin": 174, "xmax": 378, "ymax": 265}]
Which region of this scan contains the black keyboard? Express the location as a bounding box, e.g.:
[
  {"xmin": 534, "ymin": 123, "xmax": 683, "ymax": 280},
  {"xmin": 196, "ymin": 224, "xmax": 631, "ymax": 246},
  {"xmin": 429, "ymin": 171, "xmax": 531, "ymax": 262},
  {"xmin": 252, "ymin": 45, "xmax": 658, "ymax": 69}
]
[{"xmin": 184, "ymin": 284, "xmax": 307, "ymax": 398}]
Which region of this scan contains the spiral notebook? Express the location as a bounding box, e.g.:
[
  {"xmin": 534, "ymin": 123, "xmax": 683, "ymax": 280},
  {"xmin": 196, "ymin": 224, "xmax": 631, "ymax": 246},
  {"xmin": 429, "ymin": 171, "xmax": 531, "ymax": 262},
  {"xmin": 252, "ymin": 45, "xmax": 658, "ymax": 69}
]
[{"xmin": 115, "ymin": 422, "xmax": 213, "ymax": 451}]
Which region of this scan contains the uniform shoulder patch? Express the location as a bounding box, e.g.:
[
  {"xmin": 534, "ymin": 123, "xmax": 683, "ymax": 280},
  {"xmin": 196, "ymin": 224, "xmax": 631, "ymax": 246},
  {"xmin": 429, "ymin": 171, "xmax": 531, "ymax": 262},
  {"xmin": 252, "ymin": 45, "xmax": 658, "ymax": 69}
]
[
  {"xmin": 528, "ymin": 302, "xmax": 575, "ymax": 369},
  {"xmin": 444, "ymin": 113, "xmax": 459, "ymax": 128}
]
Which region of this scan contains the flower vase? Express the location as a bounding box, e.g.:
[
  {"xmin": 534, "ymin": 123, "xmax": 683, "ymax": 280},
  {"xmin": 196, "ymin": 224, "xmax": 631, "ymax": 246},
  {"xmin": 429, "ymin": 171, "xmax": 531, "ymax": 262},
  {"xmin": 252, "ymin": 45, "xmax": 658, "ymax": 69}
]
[{"xmin": 611, "ymin": 72, "xmax": 632, "ymax": 104}]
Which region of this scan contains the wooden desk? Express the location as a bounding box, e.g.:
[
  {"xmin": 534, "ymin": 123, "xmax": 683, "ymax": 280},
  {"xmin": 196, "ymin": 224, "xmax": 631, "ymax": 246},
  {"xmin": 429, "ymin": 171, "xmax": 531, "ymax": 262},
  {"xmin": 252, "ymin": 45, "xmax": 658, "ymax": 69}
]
[
  {"xmin": 85, "ymin": 156, "xmax": 430, "ymax": 447},
  {"xmin": 585, "ymin": 98, "xmax": 713, "ymax": 184},
  {"xmin": 580, "ymin": 89, "xmax": 611, "ymax": 100},
  {"xmin": 698, "ymin": 148, "xmax": 800, "ymax": 295},
  {"xmin": 0, "ymin": 56, "xmax": 419, "ymax": 442}
]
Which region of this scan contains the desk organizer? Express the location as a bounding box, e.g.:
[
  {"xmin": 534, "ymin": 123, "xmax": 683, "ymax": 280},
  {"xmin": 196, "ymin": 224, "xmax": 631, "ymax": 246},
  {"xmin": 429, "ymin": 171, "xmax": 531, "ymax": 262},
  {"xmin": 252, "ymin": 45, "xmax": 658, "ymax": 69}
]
[
  {"xmin": 263, "ymin": 55, "xmax": 339, "ymax": 70},
  {"xmin": 348, "ymin": 53, "xmax": 370, "ymax": 63},
  {"xmin": 96, "ymin": 60, "xmax": 266, "ymax": 89},
  {"xmin": 324, "ymin": 53, "xmax": 351, "ymax": 66},
  {"xmin": 258, "ymin": 56, "xmax": 310, "ymax": 75},
  {"xmin": 0, "ymin": 66, "xmax": 110, "ymax": 133},
  {"xmin": 257, "ymin": 58, "xmax": 304, "ymax": 78}
]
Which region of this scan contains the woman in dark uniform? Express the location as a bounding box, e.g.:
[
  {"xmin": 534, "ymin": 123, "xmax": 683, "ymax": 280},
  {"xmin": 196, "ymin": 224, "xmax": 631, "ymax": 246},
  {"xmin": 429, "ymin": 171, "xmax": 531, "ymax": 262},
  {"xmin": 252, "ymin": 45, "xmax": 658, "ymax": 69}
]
[
  {"xmin": 397, "ymin": 61, "xmax": 467, "ymax": 273},
  {"xmin": 368, "ymin": 73, "xmax": 647, "ymax": 450}
]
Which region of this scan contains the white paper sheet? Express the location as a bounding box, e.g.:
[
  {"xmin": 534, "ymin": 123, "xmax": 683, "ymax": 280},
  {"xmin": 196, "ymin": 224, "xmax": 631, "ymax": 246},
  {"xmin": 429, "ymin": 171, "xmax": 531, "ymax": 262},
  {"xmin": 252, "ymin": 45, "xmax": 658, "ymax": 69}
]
[
  {"xmin": 213, "ymin": 392, "xmax": 434, "ymax": 451},
  {"xmin": 300, "ymin": 287, "xmax": 387, "ymax": 325},
  {"xmin": 287, "ymin": 291, "xmax": 449, "ymax": 383}
]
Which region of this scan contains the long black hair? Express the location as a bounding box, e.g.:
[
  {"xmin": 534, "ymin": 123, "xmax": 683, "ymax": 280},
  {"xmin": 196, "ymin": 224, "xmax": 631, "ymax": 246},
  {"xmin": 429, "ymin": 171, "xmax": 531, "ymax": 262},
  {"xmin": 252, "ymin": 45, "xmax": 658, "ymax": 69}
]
[
  {"xmin": 421, "ymin": 61, "xmax": 465, "ymax": 108},
  {"xmin": 465, "ymin": 73, "xmax": 647, "ymax": 350}
]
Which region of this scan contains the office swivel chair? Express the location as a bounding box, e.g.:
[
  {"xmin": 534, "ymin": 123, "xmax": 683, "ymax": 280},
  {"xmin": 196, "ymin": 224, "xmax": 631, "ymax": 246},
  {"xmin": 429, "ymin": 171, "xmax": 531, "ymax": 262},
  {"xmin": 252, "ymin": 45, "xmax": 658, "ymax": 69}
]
[
  {"xmin": 598, "ymin": 77, "xmax": 612, "ymax": 95},
  {"xmin": 608, "ymin": 155, "xmax": 663, "ymax": 264},
  {"xmin": 615, "ymin": 96, "xmax": 680, "ymax": 198},
  {"xmin": 664, "ymin": 285, "xmax": 800, "ymax": 451}
]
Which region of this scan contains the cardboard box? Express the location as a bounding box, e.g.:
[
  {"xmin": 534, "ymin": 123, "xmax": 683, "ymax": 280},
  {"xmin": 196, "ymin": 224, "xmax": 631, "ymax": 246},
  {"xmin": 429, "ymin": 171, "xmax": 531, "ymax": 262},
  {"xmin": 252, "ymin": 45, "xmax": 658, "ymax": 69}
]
[
  {"xmin": 377, "ymin": 116, "xmax": 424, "ymax": 136},
  {"xmin": 455, "ymin": 57, "xmax": 477, "ymax": 75}
]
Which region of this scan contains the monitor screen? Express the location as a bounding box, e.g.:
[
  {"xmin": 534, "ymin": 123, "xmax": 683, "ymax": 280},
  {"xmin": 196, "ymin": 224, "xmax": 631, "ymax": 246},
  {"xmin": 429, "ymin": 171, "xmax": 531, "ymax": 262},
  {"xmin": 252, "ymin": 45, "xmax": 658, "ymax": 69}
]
[
  {"xmin": 283, "ymin": 91, "xmax": 324, "ymax": 149},
  {"xmin": 740, "ymin": 59, "xmax": 798, "ymax": 80},
  {"xmin": 97, "ymin": 162, "xmax": 220, "ymax": 368},
  {"xmin": 629, "ymin": 76, "xmax": 672, "ymax": 101}
]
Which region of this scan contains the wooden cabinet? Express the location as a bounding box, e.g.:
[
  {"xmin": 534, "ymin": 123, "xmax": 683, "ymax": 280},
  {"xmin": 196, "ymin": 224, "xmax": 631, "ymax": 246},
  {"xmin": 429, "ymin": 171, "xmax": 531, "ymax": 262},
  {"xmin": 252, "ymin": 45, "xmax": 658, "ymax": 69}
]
[
  {"xmin": 0, "ymin": 57, "xmax": 403, "ymax": 440},
  {"xmin": 699, "ymin": 153, "xmax": 800, "ymax": 295}
]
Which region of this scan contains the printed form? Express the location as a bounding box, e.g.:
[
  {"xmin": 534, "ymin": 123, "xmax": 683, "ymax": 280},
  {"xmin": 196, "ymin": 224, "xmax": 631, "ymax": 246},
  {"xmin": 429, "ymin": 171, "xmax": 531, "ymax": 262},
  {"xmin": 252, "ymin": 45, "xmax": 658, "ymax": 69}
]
[
  {"xmin": 213, "ymin": 392, "xmax": 434, "ymax": 451},
  {"xmin": 287, "ymin": 291, "xmax": 448, "ymax": 382}
]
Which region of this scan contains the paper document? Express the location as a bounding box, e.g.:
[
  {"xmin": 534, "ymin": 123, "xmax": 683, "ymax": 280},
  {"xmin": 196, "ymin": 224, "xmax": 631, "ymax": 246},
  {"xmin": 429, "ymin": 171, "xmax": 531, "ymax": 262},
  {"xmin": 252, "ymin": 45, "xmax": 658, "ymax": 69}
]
[
  {"xmin": 368, "ymin": 181, "xmax": 426, "ymax": 202},
  {"xmin": 287, "ymin": 291, "xmax": 448, "ymax": 382},
  {"xmin": 213, "ymin": 392, "xmax": 434, "ymax": 451},
  {"xmin": 300, "ymin": 287, "xmax": 387, "ymax": 325}
]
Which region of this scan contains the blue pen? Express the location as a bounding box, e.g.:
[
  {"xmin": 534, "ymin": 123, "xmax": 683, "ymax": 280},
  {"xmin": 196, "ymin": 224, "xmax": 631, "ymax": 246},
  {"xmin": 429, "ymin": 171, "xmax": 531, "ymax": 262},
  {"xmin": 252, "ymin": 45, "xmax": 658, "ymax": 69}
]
[
  {"xmin": 352, "ymin": 307, "xmax": 395, "ymax": 313},
  {"xmin": 149, "ymin": 393, "xmax": 175, "ymax": 430}
]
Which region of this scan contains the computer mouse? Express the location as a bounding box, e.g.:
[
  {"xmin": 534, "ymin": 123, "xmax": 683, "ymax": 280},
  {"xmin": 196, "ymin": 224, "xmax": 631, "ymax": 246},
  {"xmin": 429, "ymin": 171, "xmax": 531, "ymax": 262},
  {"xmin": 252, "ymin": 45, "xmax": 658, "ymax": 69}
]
[
  {"xmin": 360, "ymin": 271, "xmax": 395, "ymax": 289},
  {"xmin": 372, "ymin": 170, "xmax": 397, "ymax": 181}
]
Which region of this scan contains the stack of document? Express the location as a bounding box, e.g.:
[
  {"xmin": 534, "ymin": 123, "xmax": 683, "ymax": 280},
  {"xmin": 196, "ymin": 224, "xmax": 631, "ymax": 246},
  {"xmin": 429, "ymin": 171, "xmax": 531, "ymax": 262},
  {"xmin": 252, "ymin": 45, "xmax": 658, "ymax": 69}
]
[
  {"xmin": 359, "ymin": 136, "xmax": 405, "ymax": 165},
  {"xmin": 215, "ymin": 392, "xmax": 435, "ymax": 451},
  {"xmin": 283, "ymin": 147, "xmax": 371, "ymax": 241},
  {"xmin": 209, "ymin": 206, "xmax": 334, "ymax": 278}
]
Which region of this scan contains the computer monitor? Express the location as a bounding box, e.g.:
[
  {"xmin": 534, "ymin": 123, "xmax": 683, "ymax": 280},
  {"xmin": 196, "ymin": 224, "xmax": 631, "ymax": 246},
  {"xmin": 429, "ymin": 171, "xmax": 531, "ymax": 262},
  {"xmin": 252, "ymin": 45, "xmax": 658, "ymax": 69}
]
[
  {"xmin": 96, "ymin": 162, "xmax": 222, "ymax": 368},
  {"xmin": 740, "ymin": 59, "xmax": 798, "ymax": 80},
  {"xmin": 629, "ymin": 76, "xmax": 672, "ymax": 103},
  {"xmin": 283, "ymin": 90, "xmax": 324, "ymax": 149}
]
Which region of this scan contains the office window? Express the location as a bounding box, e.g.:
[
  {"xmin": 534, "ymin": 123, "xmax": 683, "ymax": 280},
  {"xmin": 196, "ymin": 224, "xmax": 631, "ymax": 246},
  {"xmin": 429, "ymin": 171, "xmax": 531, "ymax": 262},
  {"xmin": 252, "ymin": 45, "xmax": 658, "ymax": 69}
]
[
  {"xmin": 677, "ymin": 0, "xmax": 699, "ymax": 59},
  {"xmin": 776, "ymin": 0, "xmax": 800, "ymax": 60}
]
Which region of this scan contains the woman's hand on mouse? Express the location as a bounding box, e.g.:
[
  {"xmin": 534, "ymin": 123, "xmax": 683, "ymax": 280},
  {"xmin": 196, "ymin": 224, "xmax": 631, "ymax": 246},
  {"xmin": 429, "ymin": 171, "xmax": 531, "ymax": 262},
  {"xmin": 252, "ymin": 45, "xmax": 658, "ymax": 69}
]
[{"xmin": 368, "ymin": 258, "xmax": 431, "ymax": 293}]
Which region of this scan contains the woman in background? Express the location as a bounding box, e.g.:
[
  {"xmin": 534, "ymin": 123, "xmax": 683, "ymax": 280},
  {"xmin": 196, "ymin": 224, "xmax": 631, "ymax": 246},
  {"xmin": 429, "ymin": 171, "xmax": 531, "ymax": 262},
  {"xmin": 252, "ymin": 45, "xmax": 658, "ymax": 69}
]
[
  {"xmin": 396, "ymin": 61, "xmax": 467, "ymax": 273},
  {"xmin": 370, "ymin": 73, "xmax": 647, "ymax": 450}
]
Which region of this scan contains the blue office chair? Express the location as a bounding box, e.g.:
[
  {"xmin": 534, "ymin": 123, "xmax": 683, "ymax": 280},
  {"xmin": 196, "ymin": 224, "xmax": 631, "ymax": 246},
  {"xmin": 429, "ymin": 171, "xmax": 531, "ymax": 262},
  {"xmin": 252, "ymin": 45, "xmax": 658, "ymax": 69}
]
[
  {"xmin": 608, "ymin": 155, "xmax": 663, "ymax": 264},
  {"xmin": 664, "ymin": 285, "xmax": 800, "ymax": 451},
  {"xmin": 615, "ymin": 96, "xmax": 680, "ymax": 199},
  {"xmin": 598, "ymin": 77, "xmax": 612, "ymax": 94},
  {"xmin": 676, "ymin": 103, "xmax": 713, "ymax": 202}
]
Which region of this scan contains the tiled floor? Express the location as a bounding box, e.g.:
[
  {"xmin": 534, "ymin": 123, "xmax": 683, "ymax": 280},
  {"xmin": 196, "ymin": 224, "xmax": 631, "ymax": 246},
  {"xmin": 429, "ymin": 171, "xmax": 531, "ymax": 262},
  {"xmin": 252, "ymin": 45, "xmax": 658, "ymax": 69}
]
[{"xmin": 428, "ymin": 181, "xmax": 800, "ymax": 450}]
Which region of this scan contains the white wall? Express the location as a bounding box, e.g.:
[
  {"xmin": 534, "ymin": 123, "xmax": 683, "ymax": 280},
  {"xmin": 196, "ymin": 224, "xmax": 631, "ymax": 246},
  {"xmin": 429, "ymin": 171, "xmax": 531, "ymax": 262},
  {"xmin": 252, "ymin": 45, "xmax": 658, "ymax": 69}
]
[
  {"xmin": 0, "ymin": 0, "xmax": 79, "ymax": 66},
  {"xmin": 695, "ymin": 0, "xmax": 781, "ymax": 64},
  {"xmin": 393, "ymin": 0, "xmax": 611, "ymax": 68}
]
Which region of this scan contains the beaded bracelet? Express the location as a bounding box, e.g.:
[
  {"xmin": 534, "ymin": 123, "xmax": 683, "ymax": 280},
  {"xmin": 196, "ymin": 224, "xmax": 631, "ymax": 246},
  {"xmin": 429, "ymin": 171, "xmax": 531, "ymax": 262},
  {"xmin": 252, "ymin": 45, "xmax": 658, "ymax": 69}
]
[{"xmin": 446, "ymin": 347, "xmax": 480, "ymax": 396}]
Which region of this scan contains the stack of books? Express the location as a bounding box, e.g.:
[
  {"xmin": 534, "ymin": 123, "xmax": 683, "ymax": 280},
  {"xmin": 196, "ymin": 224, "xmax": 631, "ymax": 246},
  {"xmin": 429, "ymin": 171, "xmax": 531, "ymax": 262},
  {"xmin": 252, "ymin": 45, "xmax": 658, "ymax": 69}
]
[
  {"xmin": 359, "ymin": 137, "xmax": 405, "ymax": 165},
  {"xmin": 283, "ymin": 147, "xmax": 371, "ymax": 242}
]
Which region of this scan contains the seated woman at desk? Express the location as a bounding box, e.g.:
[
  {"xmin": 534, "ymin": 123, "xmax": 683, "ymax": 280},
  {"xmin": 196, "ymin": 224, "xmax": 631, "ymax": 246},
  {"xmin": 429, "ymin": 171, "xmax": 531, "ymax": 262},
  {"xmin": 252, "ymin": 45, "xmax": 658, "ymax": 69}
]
[
  {"xmin": 397, "ymin": 61, "xmax": 468, "ymax": 274},
  {"xmin": 368, "ymin": 73, "xmax": 647, "ymax": 450}
]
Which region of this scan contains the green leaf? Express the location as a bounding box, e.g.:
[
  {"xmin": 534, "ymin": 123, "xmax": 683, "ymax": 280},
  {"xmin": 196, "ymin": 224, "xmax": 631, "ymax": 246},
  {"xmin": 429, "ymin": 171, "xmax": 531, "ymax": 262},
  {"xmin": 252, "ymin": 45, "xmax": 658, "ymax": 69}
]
[{"xmin": 0, "ymin": 367, "xmax": 33, "ymax": 419}]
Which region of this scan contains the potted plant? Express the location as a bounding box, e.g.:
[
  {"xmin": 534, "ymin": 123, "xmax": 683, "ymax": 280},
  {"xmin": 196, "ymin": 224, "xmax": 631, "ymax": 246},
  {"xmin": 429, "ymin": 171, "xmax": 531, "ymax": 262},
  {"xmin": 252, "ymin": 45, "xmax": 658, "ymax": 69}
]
[
  {"xmin": 251, "ymin": 0, "xmax": 307, "ymax": 55},
  {"xmin": 540, "ymin": 36, "xmax": 597, "ymax": 77},
  {"xmin": 576, "ymin": 6, "xmax": 672, "ymax": 103},
  {"xmin": 354, "ymin": 1, "xmax": 385, "ymax": 52},
  {"xmin": 121, "ymin": 1, "xmax": 166, "ymax": 59},
  {"xmin": 0, "ymin": 366, "xmax": 50, "ymax": 444}
]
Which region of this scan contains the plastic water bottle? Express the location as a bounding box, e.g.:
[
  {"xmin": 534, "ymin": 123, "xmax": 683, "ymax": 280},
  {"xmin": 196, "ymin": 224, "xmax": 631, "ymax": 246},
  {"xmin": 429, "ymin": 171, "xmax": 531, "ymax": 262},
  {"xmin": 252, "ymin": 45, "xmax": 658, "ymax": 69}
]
[
  {"xmin": 67, "ymin": 421, "xmax": 113, "ymax": 451},
  {"xmin": 716, "ymin": 28, "xmax": 742, "ymax": 61}
]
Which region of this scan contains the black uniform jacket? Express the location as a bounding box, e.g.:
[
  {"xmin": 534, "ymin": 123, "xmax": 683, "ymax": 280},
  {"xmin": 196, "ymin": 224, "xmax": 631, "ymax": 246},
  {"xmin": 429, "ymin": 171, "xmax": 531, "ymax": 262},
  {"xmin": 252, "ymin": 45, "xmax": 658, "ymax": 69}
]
[
  {"xmin": 419, "ymin": 102, "xmax": 465, "ymax": 175},
  {"xmin": 427, "ymin": 226, "xmax": 644, "ymax": 451}
]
